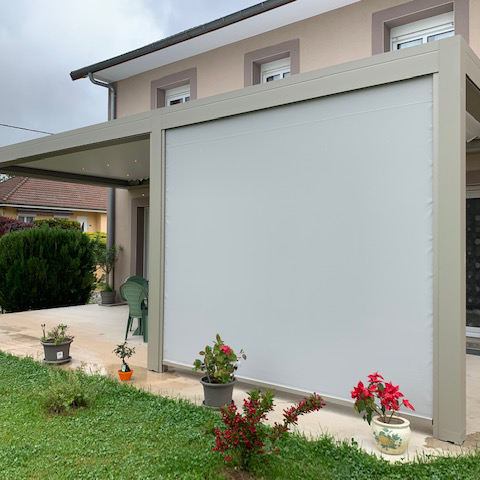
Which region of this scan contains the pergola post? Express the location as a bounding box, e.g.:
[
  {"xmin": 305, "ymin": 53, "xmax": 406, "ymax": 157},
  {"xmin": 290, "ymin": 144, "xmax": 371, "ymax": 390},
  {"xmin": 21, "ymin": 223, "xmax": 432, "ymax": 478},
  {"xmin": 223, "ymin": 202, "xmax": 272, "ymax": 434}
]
[
  {"xmin": 434, "ymin": 37, "xmax": 466, "ymax": 444},
  {"xmin": 147, "ymin": 113, "xmax": 166, "ymax": 372}
]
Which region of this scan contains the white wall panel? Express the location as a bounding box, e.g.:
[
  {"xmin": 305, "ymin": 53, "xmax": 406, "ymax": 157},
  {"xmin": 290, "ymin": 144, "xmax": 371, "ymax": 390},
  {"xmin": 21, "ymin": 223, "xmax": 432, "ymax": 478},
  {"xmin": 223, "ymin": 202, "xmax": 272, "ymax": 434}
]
[{"xmin": 165, "ymin": 77, "xmax": 434, "ymax": 417}]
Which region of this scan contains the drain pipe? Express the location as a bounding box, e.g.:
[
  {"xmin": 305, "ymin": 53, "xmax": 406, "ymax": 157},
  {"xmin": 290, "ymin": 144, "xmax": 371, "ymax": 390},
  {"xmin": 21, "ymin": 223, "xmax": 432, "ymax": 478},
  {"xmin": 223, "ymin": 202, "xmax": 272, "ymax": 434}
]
[{"xmin": 88, "ymin": 73, "xmax": 117, "ymax": 286}]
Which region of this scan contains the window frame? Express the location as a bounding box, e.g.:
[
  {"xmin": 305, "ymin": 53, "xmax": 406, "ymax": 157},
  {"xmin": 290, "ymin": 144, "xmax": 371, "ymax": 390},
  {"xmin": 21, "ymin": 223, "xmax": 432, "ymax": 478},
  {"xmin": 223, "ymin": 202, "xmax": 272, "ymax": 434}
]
[
  {"xmin": 391, "ymin": 11, "xmax": 454, "ymax": 50},
  {"xmin": 150, "ymin": 68, "xmax": 197, "ymax": 110},
  {"xmin": 165, "ymin": 85, "xmax": 191, "ymax": 106},
  {"xmin": 372, "ymin": 0, "xmax": 469, "ymax": 55},
  {"xmin": 244, "ymin": 39, "xmax": 299, "ymax": 87},
  {"xmin": 18, "ymin": 214, "xmax": 35, "ymax": 223},
  {"xmin": 260, "ymin": 58, "xmax": 291, "ymax": 83}
]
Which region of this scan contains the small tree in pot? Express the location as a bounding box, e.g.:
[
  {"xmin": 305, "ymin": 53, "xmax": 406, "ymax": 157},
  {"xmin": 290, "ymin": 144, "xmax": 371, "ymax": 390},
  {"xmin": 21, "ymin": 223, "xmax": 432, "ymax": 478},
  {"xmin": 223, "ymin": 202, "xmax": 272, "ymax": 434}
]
[
  {"xmin": 92, "ymin": 235, "xmax": 122, "ymax": 305},
  {"xmin": 193, "ymin": 334, "xmax": 246, "ymax": 409},
  {"xmin": 41, "ymin": 323, "xmax": 74, "ymax": 365},
  {"xmin": 113, "ymin": 341, "xmax": 136, "ymax": 381}
]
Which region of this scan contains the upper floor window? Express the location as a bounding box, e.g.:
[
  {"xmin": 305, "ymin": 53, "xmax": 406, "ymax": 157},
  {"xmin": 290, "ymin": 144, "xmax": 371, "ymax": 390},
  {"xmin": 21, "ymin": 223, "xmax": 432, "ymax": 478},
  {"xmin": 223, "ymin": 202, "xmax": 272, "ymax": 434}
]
[
  {"xmin": 165, "ymin": 85, "xmax": 190, "ymax": 106},
  {"xmin": 261, "ymin": 58, "xmax": 291, "ymax": 83},
  {"xmin": 372, "ymin": 0, "xmax": 469, "ymax": 56},
  {"xmin": 244, "ymin": 39, "xmax": 299, "ymax": 87},
  {"xmin": 391, "ymin": 12, "xmax": 454, "ymax": 50},
  {"xmin": 150, "ymin": 68, "xmax": 197, "ymax": 110}
]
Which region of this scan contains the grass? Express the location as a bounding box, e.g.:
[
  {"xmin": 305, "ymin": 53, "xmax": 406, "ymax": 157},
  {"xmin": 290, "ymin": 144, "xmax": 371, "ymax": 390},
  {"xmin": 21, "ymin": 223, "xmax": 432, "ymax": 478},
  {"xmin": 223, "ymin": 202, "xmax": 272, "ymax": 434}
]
[{"xmin": 0, "ymin": 351, "xmax": 479, "ymax": 479}]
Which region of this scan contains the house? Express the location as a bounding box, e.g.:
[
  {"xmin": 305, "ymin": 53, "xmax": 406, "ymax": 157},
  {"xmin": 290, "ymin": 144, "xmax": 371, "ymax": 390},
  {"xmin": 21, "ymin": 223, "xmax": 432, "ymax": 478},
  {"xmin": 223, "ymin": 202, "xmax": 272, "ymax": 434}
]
[
  {"xmin": 0, "ymin": 176, "xmax": 107, "ymax": 232},
  {"xmin": 0, "ymin": 0, "xmax": 479, "ymax": 445}
]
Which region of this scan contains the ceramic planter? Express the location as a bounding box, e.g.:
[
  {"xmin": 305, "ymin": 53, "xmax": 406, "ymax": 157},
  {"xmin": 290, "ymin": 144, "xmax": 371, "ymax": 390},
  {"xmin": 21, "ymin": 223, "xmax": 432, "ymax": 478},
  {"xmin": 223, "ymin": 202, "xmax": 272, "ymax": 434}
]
[
  {"xmin": 118, "ymin": 370, "xmax": 134, "ymax": 381},
  {"xmin": 200, "ymin": 376, "xmax": 236, "ymax": 409},
  {"xmin": 41, "ymin": 339, "xmax": 72, "ymax": 365},
  {"xmin": 371, "ymin": 415, "xmax": 411, "ymax": 455},
  {"xmin": 100, "ymin": 291, "xmax": 116, "ymax": 304}
]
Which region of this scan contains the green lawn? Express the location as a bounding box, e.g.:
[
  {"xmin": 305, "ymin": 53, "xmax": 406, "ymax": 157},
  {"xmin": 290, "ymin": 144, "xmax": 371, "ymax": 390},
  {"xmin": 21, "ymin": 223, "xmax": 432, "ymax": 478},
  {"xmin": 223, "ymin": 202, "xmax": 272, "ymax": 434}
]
[{"xmin": 0, "ymin": 351, "xmax": 479, "ymax": 479}]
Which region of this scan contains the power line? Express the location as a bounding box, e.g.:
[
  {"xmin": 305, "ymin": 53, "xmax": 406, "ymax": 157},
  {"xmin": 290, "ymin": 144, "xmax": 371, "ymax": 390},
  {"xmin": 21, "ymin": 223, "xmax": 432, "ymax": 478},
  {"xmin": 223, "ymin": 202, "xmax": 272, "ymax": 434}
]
[{"xmin": 0, "ymin": 123, "xmax": 54, "ymax": 135}]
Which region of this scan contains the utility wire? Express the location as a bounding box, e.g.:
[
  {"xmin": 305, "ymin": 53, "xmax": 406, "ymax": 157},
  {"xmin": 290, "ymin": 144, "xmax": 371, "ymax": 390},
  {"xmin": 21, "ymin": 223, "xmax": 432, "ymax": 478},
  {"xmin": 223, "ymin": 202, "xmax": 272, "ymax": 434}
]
[{"xmin": 0, "ymin": 123, "xmax": 54, "ymax": 135}]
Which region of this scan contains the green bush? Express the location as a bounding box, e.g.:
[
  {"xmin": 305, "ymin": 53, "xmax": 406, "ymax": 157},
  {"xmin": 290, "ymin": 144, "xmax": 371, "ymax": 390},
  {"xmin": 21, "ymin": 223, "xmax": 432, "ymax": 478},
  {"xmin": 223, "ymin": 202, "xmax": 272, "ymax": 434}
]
[
  {"xmin": 0, "ymin": 227, "xmax": 96, "ymax": 312},
  {"xmin": 33, "ymin": 218, "xmax": 82, "ymax": 231},
  {"xmin": 84, "ymin": 230, "xmax": 106, "ymax": 248},
  {"xmin": 42, "ymin": 368, "xmax": 97, "ymax": 415}
]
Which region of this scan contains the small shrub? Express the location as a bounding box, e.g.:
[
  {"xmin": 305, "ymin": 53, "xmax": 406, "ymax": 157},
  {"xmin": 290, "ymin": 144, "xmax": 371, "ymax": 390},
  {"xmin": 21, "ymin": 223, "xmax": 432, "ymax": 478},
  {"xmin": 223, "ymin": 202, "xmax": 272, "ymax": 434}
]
[
  {"xmin": 0, "ymin": 227, "xmax": 96, "ymax": 312},
  {"xmin": 213, "ymin": 389, "xmax": 325, "ymax": 470},
  {"xmin": 0, "ymin": 216, "xmax": 33, "ymax": 238},
  {"xmin": 33, "ymin": 218, "xmax": 82, "ymax": 231},
  {"xmin": 42, "ymin": 368, "xmax": 96, "ymax": 415}
]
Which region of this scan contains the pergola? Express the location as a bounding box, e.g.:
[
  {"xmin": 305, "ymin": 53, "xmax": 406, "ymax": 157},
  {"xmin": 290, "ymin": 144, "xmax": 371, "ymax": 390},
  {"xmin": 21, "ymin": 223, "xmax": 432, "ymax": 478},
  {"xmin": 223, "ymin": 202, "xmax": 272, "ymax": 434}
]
[{"xmin": 1, "ymin": 37, "xmax": 479, "ymax": 445}]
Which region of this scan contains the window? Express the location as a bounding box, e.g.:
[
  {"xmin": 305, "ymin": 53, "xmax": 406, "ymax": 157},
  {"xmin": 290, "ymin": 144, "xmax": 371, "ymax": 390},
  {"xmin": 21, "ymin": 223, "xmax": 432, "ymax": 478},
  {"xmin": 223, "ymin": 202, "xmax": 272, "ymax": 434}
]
[
  {"xmin": 372, "ymin": 0, "xmax": 469, "ymax": 55},
  {"xmin": 261, "ymin": 58, "xmax": 291, "ymax": 83},
  {"xmin": 244, "ymin": 39, "xmax": 299, "ymax": 87},
  {"xmin": 165, "ymin": 85, "xmax": 190, "ymax": 106},
  {"xmin": 150, "ymin": 68, "xmax": 197, "ymax": 110},
  {"xmin": 391, "ymin": 12, "xmax": 454, "ymax": 50},
  {"xmin": 18, "ymin": 215, "xmax": 34, "ymax": 223}
]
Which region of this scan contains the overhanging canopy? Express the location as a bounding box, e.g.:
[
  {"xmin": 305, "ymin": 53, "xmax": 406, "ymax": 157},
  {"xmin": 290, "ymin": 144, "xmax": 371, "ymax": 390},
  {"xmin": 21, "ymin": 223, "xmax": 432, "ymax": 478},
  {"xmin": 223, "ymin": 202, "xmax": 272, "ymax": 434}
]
[{"xmin": 0, "ymin": 111, "xmax": 153, "ymax": 188}]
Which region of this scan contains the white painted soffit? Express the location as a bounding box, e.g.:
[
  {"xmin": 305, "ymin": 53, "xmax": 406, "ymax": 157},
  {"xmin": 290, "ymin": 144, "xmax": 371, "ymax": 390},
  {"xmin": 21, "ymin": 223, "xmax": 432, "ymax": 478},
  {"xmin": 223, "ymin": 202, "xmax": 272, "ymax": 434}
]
[{"xmin": 93, "ymin": 0, "xmax": 359, "ymax": 82}]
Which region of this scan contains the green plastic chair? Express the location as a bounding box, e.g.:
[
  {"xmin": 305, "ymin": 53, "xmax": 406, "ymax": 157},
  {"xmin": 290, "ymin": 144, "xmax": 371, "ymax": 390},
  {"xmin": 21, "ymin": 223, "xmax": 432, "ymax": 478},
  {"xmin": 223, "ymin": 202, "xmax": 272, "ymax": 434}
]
[
  {"xmin": 120, "ymin": 281, "xmax": 148, "ymax": 342},
  {"xmin": 125, "ymin": 275, "xmax": 148, "ymax": 291}
]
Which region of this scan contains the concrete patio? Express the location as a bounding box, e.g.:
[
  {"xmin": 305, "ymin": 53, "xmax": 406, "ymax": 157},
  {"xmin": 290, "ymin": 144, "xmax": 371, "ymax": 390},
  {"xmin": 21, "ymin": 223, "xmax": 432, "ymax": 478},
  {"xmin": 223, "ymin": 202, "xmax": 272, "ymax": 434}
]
[{"xmin": 1, "ymin": 304, "xmax": 479, "ymax": 462}]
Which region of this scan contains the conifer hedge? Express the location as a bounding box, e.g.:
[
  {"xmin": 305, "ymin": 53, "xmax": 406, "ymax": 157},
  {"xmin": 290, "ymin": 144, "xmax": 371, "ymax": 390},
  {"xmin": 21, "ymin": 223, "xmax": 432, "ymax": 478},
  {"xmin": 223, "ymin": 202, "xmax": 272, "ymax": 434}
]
[{"xmin": 0, "ymin": 227, "xmax": 96, "ymax": 312}]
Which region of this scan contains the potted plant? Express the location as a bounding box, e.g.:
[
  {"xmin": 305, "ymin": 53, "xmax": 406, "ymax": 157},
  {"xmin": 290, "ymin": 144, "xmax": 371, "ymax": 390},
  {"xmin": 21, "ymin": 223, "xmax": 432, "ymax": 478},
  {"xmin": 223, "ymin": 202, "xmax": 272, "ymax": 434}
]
[
  {"xmin": 193, "ymin": 334, "xmax": 246, "ymax": 409},
  {"xmin": 41, "ymin": 323, "xmax": 74, "ymax": 365},
  {"xmin": 113, "ymin": 341, "xmax": 135, "ymax": 381},
  {"xmin": 92, "ymin": 235, "xmax": 122, "ymax": 304},
  {"xmin": 351, "ymin": 372, "xmax": 415, "ymax": 455}
]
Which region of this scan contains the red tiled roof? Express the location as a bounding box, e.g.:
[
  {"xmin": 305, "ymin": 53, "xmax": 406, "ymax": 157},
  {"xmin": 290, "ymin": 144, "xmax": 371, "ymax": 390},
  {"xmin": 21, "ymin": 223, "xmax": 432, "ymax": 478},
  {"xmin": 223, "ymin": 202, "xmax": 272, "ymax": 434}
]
[{"xmin": 0, "ymin": 177, "xmax": 107, "ymax": 211}]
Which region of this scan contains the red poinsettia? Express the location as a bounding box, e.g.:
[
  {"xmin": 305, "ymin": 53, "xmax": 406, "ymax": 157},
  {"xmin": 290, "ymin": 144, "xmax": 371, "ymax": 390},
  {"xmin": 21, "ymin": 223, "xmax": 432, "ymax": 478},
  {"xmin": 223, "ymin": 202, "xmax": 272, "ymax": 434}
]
[{"xmin": 351, "ymin": 372, "xmax": 415, "ymax": 424}]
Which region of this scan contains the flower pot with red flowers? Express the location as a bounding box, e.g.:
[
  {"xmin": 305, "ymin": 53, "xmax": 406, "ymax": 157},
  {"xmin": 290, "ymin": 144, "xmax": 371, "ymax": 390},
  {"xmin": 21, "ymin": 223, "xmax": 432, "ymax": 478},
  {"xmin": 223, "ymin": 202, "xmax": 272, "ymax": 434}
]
[
  {"xmin": 193, "ymin": 334, "xmax": 246, "ymax": 409},
  {"xmin": 351, "ymin": 372, "xmax": 415, "ymax": 455},
  {"xmin": 113, "ymin": 341, "xmax": 135, "ymax": 381}
]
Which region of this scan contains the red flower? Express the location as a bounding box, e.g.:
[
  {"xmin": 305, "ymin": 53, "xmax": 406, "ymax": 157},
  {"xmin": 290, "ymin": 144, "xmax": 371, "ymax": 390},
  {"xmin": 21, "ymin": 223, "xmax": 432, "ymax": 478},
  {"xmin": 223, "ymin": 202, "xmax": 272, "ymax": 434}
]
[
  {"xmin": 221, "ymin": 345, "xmax": 232, "ymax": 355},
  {"xmin": 403, "ymin": 399, "xmax": 415, "ymax": 411},
  {"xmin": 367, "ymin": 372, "xmax": 384, "ymax": 384},
  {"xmin": 351, "ymin": 381, "xmax": 365, "ymax": 399}
]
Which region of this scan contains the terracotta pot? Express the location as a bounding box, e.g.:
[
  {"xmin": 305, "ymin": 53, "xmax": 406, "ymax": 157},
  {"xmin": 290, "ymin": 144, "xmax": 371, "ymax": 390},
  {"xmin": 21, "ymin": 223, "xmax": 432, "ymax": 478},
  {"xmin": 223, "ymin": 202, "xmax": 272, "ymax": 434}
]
[
  {"xmin": 200, "ymin": 376, "xmax": 236, "ymax": 409},
  {"xmin": 371, "ymin": 415, "xmax": 411, "ymax": 455},
  {"xmin": 118, "ymin": 369, "xmax": 133, "ymax": 381}
]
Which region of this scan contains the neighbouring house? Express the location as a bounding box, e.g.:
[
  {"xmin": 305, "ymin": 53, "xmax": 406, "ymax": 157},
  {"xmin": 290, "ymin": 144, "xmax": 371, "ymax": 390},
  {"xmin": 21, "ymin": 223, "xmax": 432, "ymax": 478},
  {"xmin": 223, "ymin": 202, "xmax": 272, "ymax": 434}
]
[
  {"xmin": 0, "ymin": 176, "xmax": 107, "ymax": 232},
  {"xmin": 1, "ymin": 0, "xmax": 480, "ymax": 445}
]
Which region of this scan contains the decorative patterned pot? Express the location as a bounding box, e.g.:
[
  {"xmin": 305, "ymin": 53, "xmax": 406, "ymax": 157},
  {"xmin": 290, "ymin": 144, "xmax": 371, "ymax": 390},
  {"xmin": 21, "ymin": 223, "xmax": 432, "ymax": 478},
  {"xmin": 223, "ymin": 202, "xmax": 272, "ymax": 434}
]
[
  {"xmin": 371, "ymin": 415, "xmax": 411, "ymax": 455},
  {"xmin": 118, "ymin": 370, "xmax": 134, "ymax": 381},
  {"xmin": 41, "ymin": 339, "xmax": 72, "ymax": 365},
  {"xmin": 200, "ymin": 376, "xmax": 236, "ymax": 409}
]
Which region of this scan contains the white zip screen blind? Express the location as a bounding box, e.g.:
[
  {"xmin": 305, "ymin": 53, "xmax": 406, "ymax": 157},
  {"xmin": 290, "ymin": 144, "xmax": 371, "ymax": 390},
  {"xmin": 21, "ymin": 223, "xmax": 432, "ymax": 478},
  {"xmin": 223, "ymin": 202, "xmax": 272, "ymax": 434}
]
[{"xmin": 165, "ymin": 77, "xmax": 434, "ymax": 418}]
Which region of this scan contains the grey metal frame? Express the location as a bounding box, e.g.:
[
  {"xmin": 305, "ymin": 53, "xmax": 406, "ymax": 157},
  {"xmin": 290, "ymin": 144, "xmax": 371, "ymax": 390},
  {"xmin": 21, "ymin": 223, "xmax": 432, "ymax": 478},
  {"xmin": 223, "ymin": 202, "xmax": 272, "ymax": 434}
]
[{"xmin": 1, "ymin": 37, "xmax": 479, "ymax": 444}]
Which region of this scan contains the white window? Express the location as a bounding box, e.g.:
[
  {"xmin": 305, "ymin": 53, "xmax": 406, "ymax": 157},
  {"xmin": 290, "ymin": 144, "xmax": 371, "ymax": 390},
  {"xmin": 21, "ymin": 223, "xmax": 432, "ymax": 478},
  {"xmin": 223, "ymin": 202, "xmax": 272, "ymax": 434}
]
[
  {"xmin": 261, "ymin": 58, "xmax": 291, "ymax": 83},
  {"xmin": 391, "ymin": 12, "xmax": 454, "ymax": 50},
  {"xmin": 18, "ymin": 215, "xmax": 35, "ymax": 223},
  {"xmin": 165, "ymin": 85, "xmax": 190, "ymax": 106}
]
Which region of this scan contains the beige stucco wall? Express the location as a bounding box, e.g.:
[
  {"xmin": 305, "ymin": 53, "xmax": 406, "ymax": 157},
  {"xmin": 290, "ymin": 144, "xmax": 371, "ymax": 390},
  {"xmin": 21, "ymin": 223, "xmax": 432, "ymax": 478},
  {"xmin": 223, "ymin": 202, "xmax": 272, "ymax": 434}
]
[
  {"xmin": 114, "ymin": 188, "xmax": 149, "ymax": 290},
  {"xmin": 116, "ymin": 0, "xmax": 480, "ymax": 118},
  {"xmin": 71, "ymin": 211, "xmax": 107, "ymax": 233}
]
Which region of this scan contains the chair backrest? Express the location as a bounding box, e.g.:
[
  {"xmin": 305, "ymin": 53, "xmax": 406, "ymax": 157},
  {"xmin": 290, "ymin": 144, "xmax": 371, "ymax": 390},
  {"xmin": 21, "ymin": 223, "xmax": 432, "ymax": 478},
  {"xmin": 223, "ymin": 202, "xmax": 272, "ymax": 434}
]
[
  {"xmin": 120, "ymin": 281, "xmax": 148, "ymax": 318},
  {"xmin": 125, "ymin": 275, "xmax": 148, "ymax": 290}
]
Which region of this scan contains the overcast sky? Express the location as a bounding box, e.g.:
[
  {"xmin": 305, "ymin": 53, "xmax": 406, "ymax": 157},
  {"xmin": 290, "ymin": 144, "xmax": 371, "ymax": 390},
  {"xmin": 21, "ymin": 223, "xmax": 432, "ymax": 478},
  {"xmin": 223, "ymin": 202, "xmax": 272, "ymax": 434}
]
[{"xmin": 0, "ymin": 0, "xmax": 259, "ymax": 147}]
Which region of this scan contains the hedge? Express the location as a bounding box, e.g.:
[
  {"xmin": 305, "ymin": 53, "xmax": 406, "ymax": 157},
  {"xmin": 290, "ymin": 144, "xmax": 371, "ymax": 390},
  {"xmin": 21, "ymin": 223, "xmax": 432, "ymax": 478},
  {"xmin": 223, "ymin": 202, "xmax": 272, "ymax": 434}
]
[
  {"xmin": 33, "ymin": 218, "xmax": 82, "ymax": 231},
  {"xmin": 0, "ymin": 227, "xmax": 96, "ymax": 312}
]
